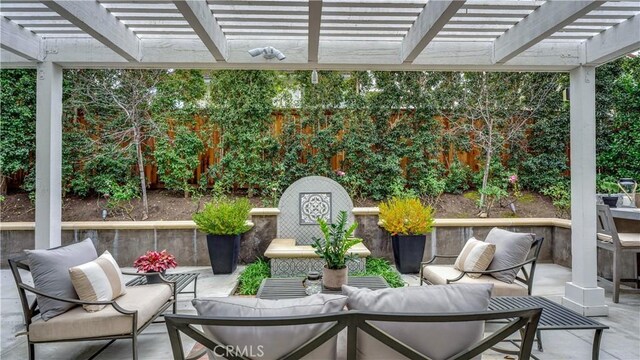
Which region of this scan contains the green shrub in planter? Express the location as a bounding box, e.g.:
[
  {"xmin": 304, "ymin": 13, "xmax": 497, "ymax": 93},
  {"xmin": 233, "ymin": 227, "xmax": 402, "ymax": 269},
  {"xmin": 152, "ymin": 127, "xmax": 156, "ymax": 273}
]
[
  {"xmin": 193, "ymin": 197, "xmax": 252, "ymax": 235},
  {"xmin": 193, "ymin": 197, "xmax": 252, "ymax": 273}
]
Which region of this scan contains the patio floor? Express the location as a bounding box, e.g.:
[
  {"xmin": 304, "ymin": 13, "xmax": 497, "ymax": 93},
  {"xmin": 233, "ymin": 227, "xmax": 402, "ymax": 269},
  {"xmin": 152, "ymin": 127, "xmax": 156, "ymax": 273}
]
[{"xmin": 1, "ymin": 263, "xmax": 638, "ymax": 360}]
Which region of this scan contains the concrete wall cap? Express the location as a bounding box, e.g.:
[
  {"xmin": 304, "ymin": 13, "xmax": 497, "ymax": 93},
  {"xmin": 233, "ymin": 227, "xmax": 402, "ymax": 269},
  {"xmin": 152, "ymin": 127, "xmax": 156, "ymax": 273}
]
[{"xmin": 352, "ymin": 207, "xmax": 380, "ymax": 215}]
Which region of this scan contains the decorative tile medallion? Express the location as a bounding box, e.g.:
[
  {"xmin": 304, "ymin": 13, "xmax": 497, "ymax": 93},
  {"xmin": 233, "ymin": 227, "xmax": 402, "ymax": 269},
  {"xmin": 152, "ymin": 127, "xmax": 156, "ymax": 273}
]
[{"xmin": 299, "ymin": 192, "xmax": 332, "ymax": 225}]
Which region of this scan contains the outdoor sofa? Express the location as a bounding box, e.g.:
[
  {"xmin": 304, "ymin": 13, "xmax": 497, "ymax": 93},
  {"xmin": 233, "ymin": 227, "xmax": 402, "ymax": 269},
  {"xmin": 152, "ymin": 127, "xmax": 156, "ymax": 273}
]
[
  {"xmin": 420, "ymin": 228, "xmax": 544, "ymax": 297},
  {"xmin": 8, "ymin": 239, "xmax": 176, "ymax": 360},
  {"xmin": 165, "ymin": 283, "xmax": 542, "ymax": 360}
]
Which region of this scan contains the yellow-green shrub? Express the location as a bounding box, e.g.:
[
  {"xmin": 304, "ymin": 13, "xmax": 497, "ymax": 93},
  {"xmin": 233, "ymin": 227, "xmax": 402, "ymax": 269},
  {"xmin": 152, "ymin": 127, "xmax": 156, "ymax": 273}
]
[{"xmin": 378, "ymin": 197, "xmax": 434, "ymax": 235}]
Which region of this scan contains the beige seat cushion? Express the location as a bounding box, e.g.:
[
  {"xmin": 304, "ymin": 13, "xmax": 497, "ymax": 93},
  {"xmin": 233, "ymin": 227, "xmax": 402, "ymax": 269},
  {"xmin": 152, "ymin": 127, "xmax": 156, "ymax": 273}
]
[
  {"xmin": 265, "ymin": 238, "xmax": 371, "ymax": 258},
  {"xmin": 619, "ymin": 233, "xmax": 640, "ymax": 247},
  {"xmin": 597, "ymin": 232, "xmax": 640, "ymax": 247},
  {"xmin": 423, "ymin": 265, "xmax": 528, "ymax": 297},
  {"xmin": 29, "ymin": 284, "xmax": 172, "ymax": 342}
]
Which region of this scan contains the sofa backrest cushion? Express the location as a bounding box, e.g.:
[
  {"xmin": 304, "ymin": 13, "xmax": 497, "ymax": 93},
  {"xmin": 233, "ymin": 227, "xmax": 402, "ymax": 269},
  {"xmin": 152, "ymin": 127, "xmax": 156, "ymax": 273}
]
[
  {"xmin": 484, "ymin": 227, "xmax": 535, "ymax": 283},
  {"xmin": 342, "ymin": 283, "xmax": 492, "ymax": 360},
  {"xmin": 69, "ymin": 250, "xmax": 127, "ymax": 312},
  {"xmin": 25, "ymin": 238, "xmax": 98, "ymax": 321},
  {"xmin": 192, "ymin": 294, "xmax": 348, "ymax": 360}
]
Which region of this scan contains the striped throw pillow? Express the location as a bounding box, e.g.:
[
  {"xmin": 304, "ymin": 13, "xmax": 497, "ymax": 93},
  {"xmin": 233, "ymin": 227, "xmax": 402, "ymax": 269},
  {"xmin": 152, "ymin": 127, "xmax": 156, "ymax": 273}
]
[
  {"xmin": 69, "ymin": 251, "xmax": 127, "ymax": 312},
  {"xmin": 454, "ymin": 238, "xmax": 496, "ymax": 279}
]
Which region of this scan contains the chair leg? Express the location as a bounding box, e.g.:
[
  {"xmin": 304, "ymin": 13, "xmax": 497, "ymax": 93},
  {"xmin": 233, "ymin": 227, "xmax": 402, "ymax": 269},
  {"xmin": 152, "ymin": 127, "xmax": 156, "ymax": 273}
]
[
  {"xmin": 536, "ymin": 329, "xmax": 544, "ymax": 352},
  {"xmin": 28, "ymin": 342, "xmax": 34, "ymax": 360},
  {"xmin": 613, "ymin": 250, "xmax": 621, "ymax": 303},
  {"xmin": 132, "ymin": 334, "xmax": 138, "ymax": 360}
]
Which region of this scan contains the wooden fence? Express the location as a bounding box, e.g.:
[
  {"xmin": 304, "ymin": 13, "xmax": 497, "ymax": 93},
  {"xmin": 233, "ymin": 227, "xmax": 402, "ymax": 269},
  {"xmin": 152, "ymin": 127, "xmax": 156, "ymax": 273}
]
[{"xmin": 6, "ymin": 113, "xmax": 484, "ymax": 191}]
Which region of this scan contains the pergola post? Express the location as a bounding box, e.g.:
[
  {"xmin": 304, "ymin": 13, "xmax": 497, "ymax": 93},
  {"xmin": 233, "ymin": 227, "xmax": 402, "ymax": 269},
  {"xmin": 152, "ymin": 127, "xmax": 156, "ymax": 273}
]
[
  {"xmin": 35, "ymin": 61, "xmax": 63, "ymax": 249},
  {"xmin": 562, "ymin": 65, "xmax": 608, "ymax": 316}
]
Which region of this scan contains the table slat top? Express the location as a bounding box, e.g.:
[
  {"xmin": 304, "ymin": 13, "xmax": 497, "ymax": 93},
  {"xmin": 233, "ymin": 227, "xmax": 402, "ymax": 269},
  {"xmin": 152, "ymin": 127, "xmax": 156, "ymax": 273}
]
[{"xmin": 489, "ymin": 296, "xmax": 609, "ymax": 330}]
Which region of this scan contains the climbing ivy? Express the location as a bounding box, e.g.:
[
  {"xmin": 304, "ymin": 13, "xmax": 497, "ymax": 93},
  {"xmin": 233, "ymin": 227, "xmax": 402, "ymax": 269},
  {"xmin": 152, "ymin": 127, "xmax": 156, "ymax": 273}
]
[
  {"xmin": 0, "ymin": 69, "xmax": 36, "ymax": 194},
  {"xmin": 2, "ymin": 58, "xmax": 638, "ymax": 203}
]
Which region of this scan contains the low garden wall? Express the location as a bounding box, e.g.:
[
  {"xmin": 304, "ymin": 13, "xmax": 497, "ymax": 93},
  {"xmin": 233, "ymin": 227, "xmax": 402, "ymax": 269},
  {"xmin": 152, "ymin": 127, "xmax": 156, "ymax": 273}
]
[{"xmin": 0, "ymin": 207, "xmax": 634, "ymax": 279}]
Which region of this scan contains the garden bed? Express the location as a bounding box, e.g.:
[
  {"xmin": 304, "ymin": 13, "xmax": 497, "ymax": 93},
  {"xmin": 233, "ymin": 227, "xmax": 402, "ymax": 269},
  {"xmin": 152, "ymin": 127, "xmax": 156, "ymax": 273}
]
[
  {"xmin": 236, "ymin": 257, "xmax": 404, "ymax": 296},
  {"xmin": 0, "ymin": 190, "xmax": 561, "ymax": 222}
]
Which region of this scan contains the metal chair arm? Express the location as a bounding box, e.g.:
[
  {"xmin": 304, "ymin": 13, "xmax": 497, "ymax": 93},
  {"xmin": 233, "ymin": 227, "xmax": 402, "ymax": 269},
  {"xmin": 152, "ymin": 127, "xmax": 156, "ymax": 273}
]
[
  {"xmin": 446, "ymin": 258, "xmax": 536, "ymax": 283},
  {"xmin": 19, "ymin": 283, "xmax": 136, "ymax": 315}
]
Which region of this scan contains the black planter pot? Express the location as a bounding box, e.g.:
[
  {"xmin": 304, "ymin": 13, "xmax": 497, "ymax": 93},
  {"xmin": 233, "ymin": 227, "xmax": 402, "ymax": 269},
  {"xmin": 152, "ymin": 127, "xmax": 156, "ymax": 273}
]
[
  {"xmin": 206, "ymin": 234, "xmax": 241, "ymax": 274},
  {"xmin": 391, "ymin": 234, "xmax": 426, "ymax": 274},
  {"xmin": 146, "ymin": 271, "xmax": 166, "ymax": 284},
  {"xmin": 602, "ymin": 196, "xmax": 619, "ymax": 208}
]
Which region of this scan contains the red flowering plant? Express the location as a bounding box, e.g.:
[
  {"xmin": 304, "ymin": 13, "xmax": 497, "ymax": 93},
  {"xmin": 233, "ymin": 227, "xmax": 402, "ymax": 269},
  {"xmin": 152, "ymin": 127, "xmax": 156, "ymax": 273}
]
[{"xmin": 133, "ymin": 250, "xmax": 177, "ymax": 273}]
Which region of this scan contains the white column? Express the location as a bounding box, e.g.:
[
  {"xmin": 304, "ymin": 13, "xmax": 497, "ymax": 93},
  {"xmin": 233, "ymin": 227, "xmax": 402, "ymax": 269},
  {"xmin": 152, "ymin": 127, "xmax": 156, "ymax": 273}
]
[
  {"xmin": 562, "ymin": 65, "xmax": 608, "ymax": 316},
  {"xmin": 35, "ymin": 62, "xmax": 63, "ymax": 249}
]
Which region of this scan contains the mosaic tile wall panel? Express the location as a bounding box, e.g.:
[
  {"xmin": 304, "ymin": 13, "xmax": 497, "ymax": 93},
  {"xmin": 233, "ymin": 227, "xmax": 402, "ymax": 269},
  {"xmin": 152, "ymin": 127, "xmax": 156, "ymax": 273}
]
[
  {"xmin": 278, "ymin": 176, "xmax": 354, "ymax": 245},
  {"xmin": 271, "ymin": 258, "xmax": 366, "ymax": 277}
]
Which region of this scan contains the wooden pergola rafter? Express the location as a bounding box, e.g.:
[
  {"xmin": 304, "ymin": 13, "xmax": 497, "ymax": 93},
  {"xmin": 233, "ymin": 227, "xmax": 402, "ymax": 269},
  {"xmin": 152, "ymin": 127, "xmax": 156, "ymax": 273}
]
[
  {"xmin": 1, "ymin": 0, "xmax": 639, "ymax": 318},
  {"xmin": 0, "ymin": 0, "xmax": 637, "ymax": 69}
]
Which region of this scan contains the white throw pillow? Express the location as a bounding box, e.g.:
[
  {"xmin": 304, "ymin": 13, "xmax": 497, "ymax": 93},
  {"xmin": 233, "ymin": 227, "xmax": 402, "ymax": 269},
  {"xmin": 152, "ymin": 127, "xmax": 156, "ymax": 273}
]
[
  {"xmin": 342, "ymin": 283, "xmax": 493, "ymax": 360},
  {"xmin": 454, "ymin": 237, "xmax": 496, "ymax": 278},
  {"xmin": 192, "ymin": 294, "xmax": 348, "ymax": 360},
  {"xmin": 69, "ymin": 250, "xmax": 127, "ymax": 312}
]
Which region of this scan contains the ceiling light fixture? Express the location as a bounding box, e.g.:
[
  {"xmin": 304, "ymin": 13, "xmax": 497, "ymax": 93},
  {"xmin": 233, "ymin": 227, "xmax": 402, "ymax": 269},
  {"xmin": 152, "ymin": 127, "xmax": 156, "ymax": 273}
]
[{"xmin": 248, "ymin": 46, "xmax": 286, "ymax": 61}]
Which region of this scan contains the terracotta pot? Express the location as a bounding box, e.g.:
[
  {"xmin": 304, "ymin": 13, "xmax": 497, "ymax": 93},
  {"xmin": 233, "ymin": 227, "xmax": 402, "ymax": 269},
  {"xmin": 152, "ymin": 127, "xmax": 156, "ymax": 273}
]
[{"xmin": 323, "ymin": 266, "xmax": 348, "ymax": 290}]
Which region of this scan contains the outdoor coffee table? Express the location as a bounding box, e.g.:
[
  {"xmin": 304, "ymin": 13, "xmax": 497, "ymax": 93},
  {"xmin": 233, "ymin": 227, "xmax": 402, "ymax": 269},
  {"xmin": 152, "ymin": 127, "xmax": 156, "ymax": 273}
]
[
  {"xmin": 256, "ymin": 276, "xmax": 389, "ymax": 299},
  {"xmin": 489, "ymin": 296, "xmax": 609, "ymax": 360},
  {"xmin": 126, "ymin": 272, "xmax": 199, "ymax": 313}
]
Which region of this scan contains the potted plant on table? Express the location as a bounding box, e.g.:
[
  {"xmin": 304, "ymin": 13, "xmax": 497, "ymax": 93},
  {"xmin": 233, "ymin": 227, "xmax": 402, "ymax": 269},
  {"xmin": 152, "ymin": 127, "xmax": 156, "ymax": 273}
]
[
  {"xmin": 597, "ymin": 180, "xmax": 620, "ymax": 208},
  {"xmin": 134, "ymin": 249, "xmax": 177, "ymax": 284},
  {"xmin": 193, "ymin": 197, "xmax": 252, "ymax": 274},
  {"xmin": 311, "ymin": 210, "xmax": 362, "ymax": 290},
  {"xmin": 379, "ymin": 196, "xmax": 434, "ymax": 274}
]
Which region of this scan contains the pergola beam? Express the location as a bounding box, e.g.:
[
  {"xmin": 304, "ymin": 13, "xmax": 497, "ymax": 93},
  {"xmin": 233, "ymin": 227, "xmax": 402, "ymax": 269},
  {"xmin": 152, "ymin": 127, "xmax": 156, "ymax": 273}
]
[
  {"xmin": 0, "ymin": 17, "xmax": 42, "ymax": 61},
  {"xmin": 585, "ymin": 14, "xmax": 640, "ymax": 65},
  {"xmin": 493, "ymin": 1, "xmax": 604, "ymax": 64},
  {"xmin": 173, "ymin": 0, "xmax": 228, "ymax": 62},
  {"xmin": 308, "ymin": 0, "xmax": 322, "ymax": 63},
  {"xmin": 401, "ymin": 0, "xmax": 465, "ymax": 63},
  {"xmin": 40, "ymin": 0, "xmax": 141, "ymax": 62}
]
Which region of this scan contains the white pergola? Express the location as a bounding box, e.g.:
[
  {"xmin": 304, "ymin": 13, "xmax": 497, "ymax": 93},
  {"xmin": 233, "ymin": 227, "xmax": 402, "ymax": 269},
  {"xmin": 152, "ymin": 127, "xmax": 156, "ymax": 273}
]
[{"xmin": 1, "ymin": 0, "xmax": 639, "ymax": 316}]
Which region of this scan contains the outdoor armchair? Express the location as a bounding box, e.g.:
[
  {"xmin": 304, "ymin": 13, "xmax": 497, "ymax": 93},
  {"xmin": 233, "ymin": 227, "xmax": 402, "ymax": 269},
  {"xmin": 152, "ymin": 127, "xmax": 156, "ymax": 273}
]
[
  {"xmin": 420, "ymin": 238, "xmax": 544, "ymax": 297},
  {"xmin": 596, "ymin": 204, "xmax": 640, "ymax": 303},
  {"xmin": 165, "ymin": 308, "xmax": 542, "ymax": 360},
  {"xmin": 8, "ymin": 253, "xmax": 176, "ymax": 360}
]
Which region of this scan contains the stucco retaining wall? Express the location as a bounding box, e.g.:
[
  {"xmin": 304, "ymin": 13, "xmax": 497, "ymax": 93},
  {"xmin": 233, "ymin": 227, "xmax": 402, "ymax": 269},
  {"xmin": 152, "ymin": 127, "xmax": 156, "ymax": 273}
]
[{"xmin": 1, "ymin": 208, "xmax": 636, "ymax": 279}]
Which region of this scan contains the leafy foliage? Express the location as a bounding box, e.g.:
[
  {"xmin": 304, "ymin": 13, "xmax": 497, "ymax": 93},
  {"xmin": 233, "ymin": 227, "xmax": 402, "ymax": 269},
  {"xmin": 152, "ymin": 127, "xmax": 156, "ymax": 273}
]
[
  {"xmin": 208, "ymin": 70, "xmax": 281, "ymax": 197},
  {"xmin": 311, "ymin": 211, "xmax": 362, "ymax": 270},
  {"xmin": 541, "ymin": 183, "xmax": 570, "ymax": 218},
  {"xmin": 237, "ymin": 258, "xmax": 271, "ymax": 295},
  {"xmin": 478, "ymin": 185, "xmax": 508, "ymax": 216},
  {"xmin": 192, "ymin": 197, "xmax": 252, "ymax": 235},
  {"xmin": 0, "ymin": 70, "xmax": 36, "ymax": 193},
  {"xmin": 154, "ymin": 125, "xmax": 205, "ymax": 197},
  {"xmin": 378, "ymin": 197, "xmax": 434, "ymax": 235},
  {"xmin": 133, "ymin": 250, "xmax": 177, "ymax": 273},
  {"xmin": 2, "ymin": 58, "xmax": 638, "ymax": 207}
]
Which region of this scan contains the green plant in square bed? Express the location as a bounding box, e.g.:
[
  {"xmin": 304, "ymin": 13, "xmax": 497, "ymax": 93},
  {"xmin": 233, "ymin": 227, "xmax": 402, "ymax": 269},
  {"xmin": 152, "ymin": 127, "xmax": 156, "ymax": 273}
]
[{"xmin": 238, "ymin": 257, "xmax": 405, "ymax": 295}]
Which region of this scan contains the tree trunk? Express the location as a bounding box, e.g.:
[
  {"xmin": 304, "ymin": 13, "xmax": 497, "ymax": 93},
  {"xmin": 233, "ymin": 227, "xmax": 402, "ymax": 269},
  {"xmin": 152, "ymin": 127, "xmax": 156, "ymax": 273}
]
[
  {"xmin": 133, "ymin": 127, "xmax": 149, "ymax": 220},
  {"xmin": 479, "ymin": 136, "xmax": 493, "ymax": 208},
  {"xmin": 0, "ymin": 172, "xmax": 7, "ymax": 196}
]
